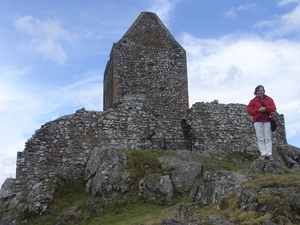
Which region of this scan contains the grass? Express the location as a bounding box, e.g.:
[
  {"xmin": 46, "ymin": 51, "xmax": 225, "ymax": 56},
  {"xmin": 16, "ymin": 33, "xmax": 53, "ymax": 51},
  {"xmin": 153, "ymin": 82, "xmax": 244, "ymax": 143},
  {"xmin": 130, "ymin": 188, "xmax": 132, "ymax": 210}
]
[
  {"xmin": 0, "ymin": 204, "xmax": 6, "ymax": 220},
  {"xmin": 21, "ymin": 179, "xmax": 89, "ymax": 225},
  {"xmin": 204, "ymin": 157, "xmax": 248, "ymax": 171},
  {"xmin": 226, "ymin": 151, "xmax": 256, "ymax": 163},
  {"xmin": 121, "ymin": 149, "xmax": 175, "ymax": 181},
  {"xmin": 85, "ymin": 197, "xmax": 179, "ymax": 225},
  {"xmin": 19, "ymin": 150, "xmax": 179, "ymax": 225},
  {"xmin": 218, "ymin": 191, "xmax": 270, "ymax": 225},
  {"xmin": 11, "ymin": 150, "xmax": 300, "ymax": 225},
  {"xmin": 243, "ymin": 168, "xmax": 300, "ymax": 189}
]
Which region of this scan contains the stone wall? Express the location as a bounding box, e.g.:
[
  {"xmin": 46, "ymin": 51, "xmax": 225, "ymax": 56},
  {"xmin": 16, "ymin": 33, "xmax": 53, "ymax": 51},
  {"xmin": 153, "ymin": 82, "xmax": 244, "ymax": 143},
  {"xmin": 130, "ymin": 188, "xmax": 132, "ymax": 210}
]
[
  {"xmin": 183, "ymin": 100, "xmax": 287, "ymax": 154},
  {"xmin": 15, "ymin": 97, "xmax": 179, "ymax": 195},
  {"xmin": 15, "ymin": 98, "xmax": 287, "ymax": 196}
]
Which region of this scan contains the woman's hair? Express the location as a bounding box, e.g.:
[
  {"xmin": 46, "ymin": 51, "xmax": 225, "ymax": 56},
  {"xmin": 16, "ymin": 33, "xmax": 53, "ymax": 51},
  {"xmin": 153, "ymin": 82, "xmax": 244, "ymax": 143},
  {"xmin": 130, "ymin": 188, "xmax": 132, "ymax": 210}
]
[{"xmin": 254, "ymin": 85, "xmax": 265, "ymax": 95}]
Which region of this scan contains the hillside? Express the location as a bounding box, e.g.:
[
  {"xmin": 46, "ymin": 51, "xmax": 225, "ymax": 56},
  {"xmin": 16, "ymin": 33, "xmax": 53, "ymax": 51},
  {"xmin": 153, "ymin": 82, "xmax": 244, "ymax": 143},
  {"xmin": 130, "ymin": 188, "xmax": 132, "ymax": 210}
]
[{"xmin": 1, "ymin": 146, "xmax": 300, "ymax": 225}]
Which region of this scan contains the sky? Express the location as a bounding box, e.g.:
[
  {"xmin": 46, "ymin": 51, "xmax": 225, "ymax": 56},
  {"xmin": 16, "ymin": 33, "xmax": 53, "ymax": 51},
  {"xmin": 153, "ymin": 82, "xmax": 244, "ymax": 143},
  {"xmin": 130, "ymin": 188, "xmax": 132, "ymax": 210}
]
[{"xmin": 1, "ymin": 0, "xmax": 300, "ymax": 187}]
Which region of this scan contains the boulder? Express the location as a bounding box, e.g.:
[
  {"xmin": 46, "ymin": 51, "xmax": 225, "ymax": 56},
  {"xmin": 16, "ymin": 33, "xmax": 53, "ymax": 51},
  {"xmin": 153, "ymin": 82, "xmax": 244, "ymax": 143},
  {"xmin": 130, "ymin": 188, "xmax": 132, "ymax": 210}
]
[
  {"xmin": 158, "ymin": 150, "xmax": 203, "ymax": 193},
  {"xmin": 139, "ymin": 175, "xmax": 173, "ymax": 204},
  {"xmin": 0, "ymin": 178, "xmax": 15, "ymax": 199},
  {"xmin": 84, "ymin": 147, "xmax": 130, "ymax": 204},
  {"xmin": 0, "ymin": 211, "xmax": 17, "ymax": 225},
  {"xmin": 22, "ymin": 178, "xmax": 58, "ymax": 217},
  {"xmin": 190, "ymin": 171, "xmax": 246, "ymax": 204}
]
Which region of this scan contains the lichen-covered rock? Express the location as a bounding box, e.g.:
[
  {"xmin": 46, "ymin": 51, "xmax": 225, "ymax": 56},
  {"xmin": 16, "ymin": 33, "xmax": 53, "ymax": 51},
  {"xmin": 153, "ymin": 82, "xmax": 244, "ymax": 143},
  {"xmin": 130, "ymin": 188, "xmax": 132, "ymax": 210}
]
[
  {"xmin": 0, "ymin": 178, "xmax": 15, "ymax": 199},
  {"xmin": 190, "ymin": 171, "xmax": 246, "ymax": 204},
  {"xmin": 242, "ymin": 159, "xmax": 285, "ymax": 175},
  {"xmin": 139, "ymin": 175, "xmax": 173, "ymax": 204},
  {"xmin": 0, "ymin": 211, "xmax": 17, "ymax": 225},
  {"xmin": 22, "ymin": 179, "xmax": 58, "ymax": 217},
  {"xmin": 197, "ymin": 214, "xmax": 238, "ymax": 225},
  {"xmin": 161, "ymin": 216, "xmax": 184, "ymax": 225},
  {"xmin": 0, "ymin": 10, "xmax": 299, "ymax": 224},
  {"xmin": 158, "ymin": 150, "xmax": 203, "ymax": 193},
  {"xmin": 161, "ymin": 214, "xmax": 238, "ymax": 225},
  {"xmin": 55, "ymin": 206, "xmax": 84, "ymax": 225},
  {"xmin": 0, "ymin": 178, "xmax": 20, "ymax": 210},
  {"xmin": 84, "ymin": 147, "xmax": 130, "ymax": 204}
]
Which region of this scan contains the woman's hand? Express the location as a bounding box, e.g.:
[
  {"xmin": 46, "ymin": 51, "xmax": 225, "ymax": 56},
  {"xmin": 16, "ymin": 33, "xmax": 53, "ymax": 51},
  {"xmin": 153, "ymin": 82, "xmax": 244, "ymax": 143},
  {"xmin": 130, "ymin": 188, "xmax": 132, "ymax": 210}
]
[{"xmin": 259, "ymin": 106, "xmax": 266, "ymax": 112}]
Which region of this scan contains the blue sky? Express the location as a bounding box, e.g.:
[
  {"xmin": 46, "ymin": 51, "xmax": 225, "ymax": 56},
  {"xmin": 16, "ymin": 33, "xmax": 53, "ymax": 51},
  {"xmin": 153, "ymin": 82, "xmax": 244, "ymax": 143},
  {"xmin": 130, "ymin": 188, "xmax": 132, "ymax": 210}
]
[{"xmin": 1, "ymin": 0, "xmax": 300, "ymax": 186}]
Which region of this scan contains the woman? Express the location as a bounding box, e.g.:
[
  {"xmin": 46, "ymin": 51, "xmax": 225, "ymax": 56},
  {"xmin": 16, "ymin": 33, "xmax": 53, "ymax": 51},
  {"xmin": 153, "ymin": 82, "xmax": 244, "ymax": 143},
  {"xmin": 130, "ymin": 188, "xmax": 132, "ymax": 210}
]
[{"xmin": 247, "ymin": 85, "xmax": 277, "ymax": 161}]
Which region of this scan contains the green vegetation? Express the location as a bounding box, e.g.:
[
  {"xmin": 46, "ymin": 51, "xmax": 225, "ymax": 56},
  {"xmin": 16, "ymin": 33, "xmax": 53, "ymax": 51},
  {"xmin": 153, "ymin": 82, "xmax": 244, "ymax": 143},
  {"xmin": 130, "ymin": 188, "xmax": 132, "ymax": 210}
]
[
  {"xmin": 121, "ymin": 150, "xmax": 175, "ymax": 185},
  {"xmin": 21, "ymin": 179, "xmax": 89, "ymax": 225},
  {"xmin": 21, "ymin": 150, "xmax": 179, "ymax": 225},
  {"xmin": 243, "ymin": 168, "xmax": 300, "ymax": 189},
  {"xmin": 226, "ymin": 151, "xmax": 256, "ymax": 163},
  {"xmin": 12, "ymin": 150, "xmax": 300, "ymax": 225},
  {"xmin": 0, "ymin": 204, "xmax": 6, "ymax": 221},
  {"xmin": 204, "ymin": 156, "xmax": 249, "ymax": 171}
]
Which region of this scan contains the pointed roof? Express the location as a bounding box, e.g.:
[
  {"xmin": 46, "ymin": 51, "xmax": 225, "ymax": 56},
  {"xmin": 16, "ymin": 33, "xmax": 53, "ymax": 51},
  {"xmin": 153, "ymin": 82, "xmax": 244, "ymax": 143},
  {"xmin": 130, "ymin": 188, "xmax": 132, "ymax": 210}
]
[{"xmin": 116, "ymin": 12, "xmax": 184, "ymax": 51}]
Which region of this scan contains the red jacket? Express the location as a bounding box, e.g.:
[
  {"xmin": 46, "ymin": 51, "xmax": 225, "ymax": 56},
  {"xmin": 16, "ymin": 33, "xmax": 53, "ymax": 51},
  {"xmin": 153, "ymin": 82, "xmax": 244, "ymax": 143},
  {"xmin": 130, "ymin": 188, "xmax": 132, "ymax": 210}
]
[{"xmin": 247, "ymin": 94, "xmax": 276, "ymax": 123}]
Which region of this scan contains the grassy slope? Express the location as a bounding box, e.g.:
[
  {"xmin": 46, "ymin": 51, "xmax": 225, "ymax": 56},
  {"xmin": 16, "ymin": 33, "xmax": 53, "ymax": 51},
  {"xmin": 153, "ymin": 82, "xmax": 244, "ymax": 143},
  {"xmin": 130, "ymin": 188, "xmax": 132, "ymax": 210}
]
[{"xmin": 9, "ymin": 150, "xmax": 300, "ymax": 225}]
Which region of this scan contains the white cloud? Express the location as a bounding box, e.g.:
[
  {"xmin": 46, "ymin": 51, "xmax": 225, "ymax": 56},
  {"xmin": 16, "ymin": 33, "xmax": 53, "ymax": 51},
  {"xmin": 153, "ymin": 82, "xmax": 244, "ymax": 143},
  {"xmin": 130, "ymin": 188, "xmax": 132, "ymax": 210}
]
[
  {"xmin": 0, "ymin": 67, "xmax": 102, "ymax": 186},
  {"xmin": 14, "ymin": 16, "xmax": 76, "ymax": 65},
  {"xmin": 224, "ymin": 9, "xmax": 237, "ymax": 18},
  {"xmin": 237, "ymin": 3, "xmax": 257, "ymax": 11},
  {"xmin": 224, "ymin": 4, "xmax": 257, "ymax": 18},
  {"xmin": 278, "ymin": 0, "xmax": 300, "ymax": 6},
  {"xmin": 181, "ymin": 32, "xmax": 300, "ymax": 141},
  {"xmin": 147, "ymin": 0, "xmax": 180, "ymax": 25},
  {"xmin": 254, "ymin": 2, "xmax": 300, "ymax": 38}
]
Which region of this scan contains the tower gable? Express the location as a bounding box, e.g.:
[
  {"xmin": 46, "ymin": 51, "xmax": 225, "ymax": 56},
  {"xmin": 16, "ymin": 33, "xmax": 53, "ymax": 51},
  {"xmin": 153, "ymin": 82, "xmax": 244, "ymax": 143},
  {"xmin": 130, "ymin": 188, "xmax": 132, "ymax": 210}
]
[{"xmin": 103, "ymin": 12, "xmax": 189, "ymax": 135}]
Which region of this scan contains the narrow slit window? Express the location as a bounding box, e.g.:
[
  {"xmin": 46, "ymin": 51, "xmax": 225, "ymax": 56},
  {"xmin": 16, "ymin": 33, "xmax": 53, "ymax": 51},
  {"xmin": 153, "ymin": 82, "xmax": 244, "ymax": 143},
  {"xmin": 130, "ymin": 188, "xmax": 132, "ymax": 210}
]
[{"xmin": 148, "ymin": 63, "xmax": 154, "ymax": 71}]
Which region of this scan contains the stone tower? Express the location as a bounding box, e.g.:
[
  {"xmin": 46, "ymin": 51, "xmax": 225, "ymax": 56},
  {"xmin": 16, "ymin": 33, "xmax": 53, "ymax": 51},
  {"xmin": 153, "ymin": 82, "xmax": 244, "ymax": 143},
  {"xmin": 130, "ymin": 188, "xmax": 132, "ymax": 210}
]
[{"xmin": 103, "ymin": 12, "xmax": 189, "ymax": 137}]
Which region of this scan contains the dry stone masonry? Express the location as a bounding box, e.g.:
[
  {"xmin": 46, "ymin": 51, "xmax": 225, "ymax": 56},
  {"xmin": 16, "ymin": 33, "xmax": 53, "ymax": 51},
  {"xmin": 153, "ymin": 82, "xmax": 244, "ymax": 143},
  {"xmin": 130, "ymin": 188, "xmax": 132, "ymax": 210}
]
[
  {"xmin": 1, "ymin": 11, "xmax": 299, "ymax": 225},
  {"xmin": 103, "ymin": 12, "xmax": 189, "ymax": 140},
  {"xmin": 183, "ymin": 101, "xmax": 287, "ymax": 154}
]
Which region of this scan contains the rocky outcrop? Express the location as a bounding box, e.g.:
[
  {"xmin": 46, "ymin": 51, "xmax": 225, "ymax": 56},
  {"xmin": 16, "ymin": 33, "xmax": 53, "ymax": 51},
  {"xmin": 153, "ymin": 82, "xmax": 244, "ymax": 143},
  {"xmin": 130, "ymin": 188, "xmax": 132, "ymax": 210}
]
[
  {"xmin": 158, "ymin": 151, "xmax": 204, "ymax": 193},
  {"xmin": 0, "ymin": 100, "xmax": 297, "ymax": 224},
  {"xmin": 22, "ymin": 178, "xmax": 59, "ymax": 217},
  {"xmin": 1, "ymin": 144, "xmax": 300, "ymax": 224},
  {"xmin": 139, "ymin": 175, "xmax": 174, "ymax": 204},
  {"xmin": 166, "ymin": 155, "xmax": 300, "ymax": 225},
  {"xmin": 84, "ymin": 147, "xmax": 130, "ymax": 208},
  {"xmin": 55, "ymin": 206, "xmax": 85, "ymax": 225},
  {"xmin": 1, "ymin": 11, "xmax": 297, "ymax": 224},
  {"xmin": 189, "ymin": 171, "xmax": 246, "ymax": 205}
]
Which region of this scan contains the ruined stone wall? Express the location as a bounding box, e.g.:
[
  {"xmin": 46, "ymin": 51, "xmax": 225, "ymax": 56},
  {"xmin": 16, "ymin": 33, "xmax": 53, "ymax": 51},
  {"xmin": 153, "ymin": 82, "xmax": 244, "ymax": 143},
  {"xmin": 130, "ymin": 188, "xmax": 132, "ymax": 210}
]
[
  {"xmin": 184, "ymin": 100, "xmax": 287, "ymax": 154},
  {"xmin": 15, "ymin": 98, "xmax": 181, "ymax": 195},
  {"xmin": 15, "ymin": 98, "xmax": 287, "ymax": 196}
]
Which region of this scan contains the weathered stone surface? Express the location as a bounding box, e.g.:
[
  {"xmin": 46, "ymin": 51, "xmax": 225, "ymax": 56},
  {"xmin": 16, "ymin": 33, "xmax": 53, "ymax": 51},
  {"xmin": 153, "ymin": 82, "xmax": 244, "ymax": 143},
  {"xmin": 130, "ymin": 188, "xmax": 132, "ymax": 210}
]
[
  {"xmin": 139, "ymin": 175, "xmax": 173, "ymax": 204},
  {"xmin": 161, "ymin": 216, "xmax": 184, "ymax": 225},
  {"xmin": 1, "ymin": 11, "xmax": 300, "ymax": 225},
  {"xmin": 158, "ymin": 151, "xmax": 203, "ymax": 193},
  {"xmin": 0, "ymin": 211, "xmax": 17, "ymax": 225},
  {"xmin": 197, "ymin": 214, "xmax": 238, "ymax": 225},
  {"xmin": 0, "ymin": 178, "xmax": 15, "ymax": 199},
  {"xmin": 22, "ymin": 178, "xmax": 58, "ymax": 217},
  {"xmin": 239, "ymin": 185, "xmax": 300, "ymax": 224},
  {"xmin": 55, "ymin": 206, "xmax": 84, "ymax": 225},
  {"xmin": 0, "ymin": 178, "xmax": 20, "ymax": 210},
  {"xmin": 190, "ymin": 171, "xmax": 246, "ymax": 204},
  {"xmin": 85, "ymin": 147, "xmax": 130, "ymax": 203},
  {"xmin": 183, "ymin": 101, "xmax": 287, "ymax": 155},
  {"xmin": 242, "ymin": 158, "xmax": 285, "ymax": 175}
]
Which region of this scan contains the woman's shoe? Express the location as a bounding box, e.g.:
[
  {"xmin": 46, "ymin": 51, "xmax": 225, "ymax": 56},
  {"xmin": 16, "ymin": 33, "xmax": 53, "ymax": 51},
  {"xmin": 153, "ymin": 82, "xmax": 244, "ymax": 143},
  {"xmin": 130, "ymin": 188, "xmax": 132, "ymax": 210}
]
[{"xmin": 259, "ymin": 155, "xmax": 266, "ymax": 160}]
